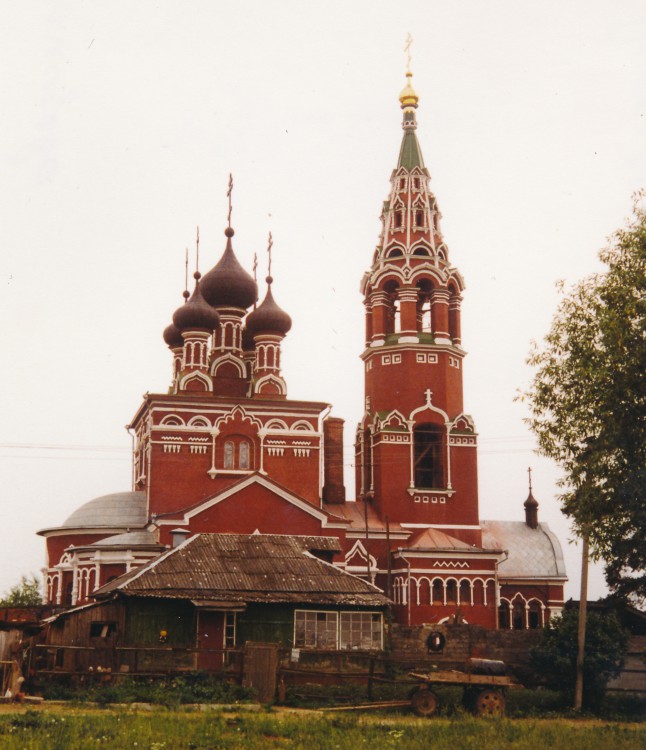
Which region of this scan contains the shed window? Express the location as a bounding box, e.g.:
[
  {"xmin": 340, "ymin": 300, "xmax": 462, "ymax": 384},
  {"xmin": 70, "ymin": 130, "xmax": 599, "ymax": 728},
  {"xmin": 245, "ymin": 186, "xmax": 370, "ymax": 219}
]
[
  {"xmin": 339, "ymin": 612, "xmax": 383, "ymax": 650},
  {"xmin": 294, "ymin": 610, "xmax": 338, "ymax": 649},
  {"xmin": 294, "ymin": 610, "xmax": 383, "ymax": 650},
  {"xmin": 224, "ymin": 612, "xmax": 236, "ymax": 648},
  {"xmin": 90, "ymin": 622, "xmax": 117, "ymax": 639}
]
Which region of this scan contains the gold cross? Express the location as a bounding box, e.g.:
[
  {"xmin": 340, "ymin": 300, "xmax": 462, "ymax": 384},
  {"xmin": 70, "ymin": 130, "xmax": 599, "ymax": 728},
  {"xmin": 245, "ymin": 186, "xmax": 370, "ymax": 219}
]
[{"xmin": 404, "ymin": 33, "xmax": 413, "ymax": 73}]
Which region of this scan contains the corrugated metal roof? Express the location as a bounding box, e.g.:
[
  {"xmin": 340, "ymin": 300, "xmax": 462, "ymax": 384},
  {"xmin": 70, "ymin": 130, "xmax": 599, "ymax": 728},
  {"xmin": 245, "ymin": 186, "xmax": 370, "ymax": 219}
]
[
  {"xmin": 95, "ymin": 534, "xmax": 389, "ymax": 607},
  {"xmin": 481, "ymin": 520, "xmax": 567, "ymax": 579}
]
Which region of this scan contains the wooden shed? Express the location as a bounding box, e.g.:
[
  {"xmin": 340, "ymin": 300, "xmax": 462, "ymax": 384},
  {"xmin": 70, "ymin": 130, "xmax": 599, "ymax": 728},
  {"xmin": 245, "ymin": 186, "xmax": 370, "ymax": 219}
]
[{"xmin": 40, "ymin": 533, "xmax": 390, "ymax": 675}]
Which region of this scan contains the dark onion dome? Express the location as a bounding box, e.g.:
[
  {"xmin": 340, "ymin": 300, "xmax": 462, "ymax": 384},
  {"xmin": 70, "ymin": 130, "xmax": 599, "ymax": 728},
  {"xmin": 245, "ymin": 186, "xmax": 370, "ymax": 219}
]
[
  {"xmin": 200, "ymin": 228, "xmax": 258, "ymax": 310},
  {"xmin": 245, "ymin": 278, "xmax": 292, "ymax": 336},
  {"xmin": 524, "ymin": 488, "xmax": 539, "ymax": 510},
  {"xmin": 172, "ymin": 283, "xmax": 220, "ymax": 333},
  {"xmin": 163, "ymin": 322, "xmax": 184, "ymax": 349}
]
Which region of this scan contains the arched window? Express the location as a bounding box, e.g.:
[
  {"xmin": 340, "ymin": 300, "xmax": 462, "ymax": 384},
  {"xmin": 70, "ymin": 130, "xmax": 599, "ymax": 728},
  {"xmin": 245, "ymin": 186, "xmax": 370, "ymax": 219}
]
[
  {"xmin": 446, "ymin": 579, "xmax": 457, "ymax": 604},
  {"xmin": 459, "ymin": 580, "xmax": 471, "ymax": 606},
  {"xmin": 512, "ymin": 600, "xmax": 526, "ymax": 630},
  {"xmin": 528, "ymin": 600, "xmax": 542, "ymax": 629},
  {"xmin": 472, "ymin": 579, "xmax": 485, "ymax": 606},
  {"xmin": 239, "ymin": 441, "xmax": 250, "ymax": 470},
  {"xmin": 416, "ymin": 281, "xmax": 433, "ymax": 333},
  {"xmin": 222, "ymin": 437, "xmax": 253, "ymax": 471},
  {"xmin": 432, "ymin": 579, "xmax": 443, "ymax": 605},
  {"xmin": 498, "ymin": 602, "xmax": 511, "ymax": 629},
  {"xmin": 224, "ymin": 441, "xmax": 235, "ymax": 469},
  {"xmin": 414, "ymin": 424, "xmax": 445, "ymax": 488},
  {"xmin": 383, "ymin": 280, "xmax": 401, "ymax": 336}
]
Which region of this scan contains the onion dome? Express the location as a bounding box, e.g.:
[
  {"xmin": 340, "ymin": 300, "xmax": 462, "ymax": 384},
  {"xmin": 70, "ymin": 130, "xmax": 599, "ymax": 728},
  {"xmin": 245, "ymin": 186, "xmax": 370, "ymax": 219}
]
[
  {"xmin": 245, "ymin": 277, "xmax": 292, "ymax": 336},
  {"xmin": 399, "ymin": 71, "xmax": 419, "ymax": 109},
  {"xmin": 200, "ymin": 228, "xmax": 258, "ymax": 310},
  {"xmin": 163, "ymin": 322, "xmax": 184, "ymax": 349},
  {"xmin": 524, "ymin": 471, "xmax": 539, "ymax": 529},
  {"xmin": 172, "ymin": 283, "xmax": 220, "ymax": 333}
]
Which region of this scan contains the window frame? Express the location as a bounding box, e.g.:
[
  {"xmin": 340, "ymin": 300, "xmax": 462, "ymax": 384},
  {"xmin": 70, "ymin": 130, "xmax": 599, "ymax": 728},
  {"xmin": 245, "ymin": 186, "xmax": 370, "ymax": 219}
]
[{"xmin": 293, "ymin": 609, "xmax": 383, "ymax": 651}]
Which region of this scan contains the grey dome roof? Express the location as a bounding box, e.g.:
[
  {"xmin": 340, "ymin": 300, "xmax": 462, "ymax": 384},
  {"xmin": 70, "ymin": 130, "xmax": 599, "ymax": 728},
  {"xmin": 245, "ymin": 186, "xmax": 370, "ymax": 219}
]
[
  {"xmin": 61, "ymin": 492, "xmax": 147, "ymax": 530},
  {"xmin": 481, "ymin": 520, "xmax": 567, "ymax": 579}
]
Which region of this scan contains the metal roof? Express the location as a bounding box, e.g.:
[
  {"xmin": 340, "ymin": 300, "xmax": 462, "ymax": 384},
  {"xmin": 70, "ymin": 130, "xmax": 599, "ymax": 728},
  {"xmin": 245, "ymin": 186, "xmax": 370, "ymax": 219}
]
[
  {"xmin": 90, "ymin": 531, "xmax": 162, "ymax": 549},
  {"xmin": 405, "ymin": 527, "xmax": 495, "ymax": 552},
  {"xmin": 480, "ymin": 520, "xmax": 567, "ymax": 579},
  {"xmin": 59, "ymin": 491, "xmax": 147, "ymax": 529},
  {"xmin": 95, "ymin": 533, "xmax": 388, "ymax": 607}
]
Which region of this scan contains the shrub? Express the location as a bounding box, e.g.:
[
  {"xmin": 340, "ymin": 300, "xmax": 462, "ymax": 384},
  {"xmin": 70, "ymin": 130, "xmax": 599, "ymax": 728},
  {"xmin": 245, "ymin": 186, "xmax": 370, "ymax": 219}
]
[{"xmin": 531, "ymin": 605, "xmax": 629, "ymax": 710}]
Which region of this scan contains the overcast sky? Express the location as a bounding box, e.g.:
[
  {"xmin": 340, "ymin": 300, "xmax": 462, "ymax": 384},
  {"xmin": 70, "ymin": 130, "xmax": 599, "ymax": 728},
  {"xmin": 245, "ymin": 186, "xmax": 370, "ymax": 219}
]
[{"xmin": 1, "ymin": 1, "xmax": 644, "ymax": 602}]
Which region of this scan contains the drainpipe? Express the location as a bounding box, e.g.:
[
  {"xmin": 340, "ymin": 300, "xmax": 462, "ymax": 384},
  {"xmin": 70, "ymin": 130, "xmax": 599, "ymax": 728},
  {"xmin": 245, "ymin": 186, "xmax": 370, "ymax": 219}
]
[
  {"xmin": 398, "ymin": 549, "xmax": 412, "ymax": 626},
  {"xmin": 126, "ymin": 426, "xmax": 136, "ymax": 490},
  {"xmin": 494, "ymin": 550, "xmax": 509, "ymax": 627},
  {"xmin": 318, "ymin": 405, "xmax": 332, "ymax": 508}
]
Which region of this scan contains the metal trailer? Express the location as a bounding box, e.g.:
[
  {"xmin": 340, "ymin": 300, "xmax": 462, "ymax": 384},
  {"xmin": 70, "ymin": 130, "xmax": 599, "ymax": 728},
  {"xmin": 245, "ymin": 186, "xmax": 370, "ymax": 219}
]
[{"xmin": 408, "ymin": 669, "xmax": 521, "ymax": 717}]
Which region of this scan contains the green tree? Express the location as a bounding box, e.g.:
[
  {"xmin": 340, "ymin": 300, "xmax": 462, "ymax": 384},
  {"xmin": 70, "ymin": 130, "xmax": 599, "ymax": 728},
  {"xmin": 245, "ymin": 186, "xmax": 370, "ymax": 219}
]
[
  {"xmin": 531, "ymin": 604, "xmax": 629, "ymax": 710},
  {"xmin": 521, "ymin": 193, "xmax": 646, "ymax": 601},
  {"xmin": 0, "ymin": 575, "xmax": 42, "ymax": 607}
]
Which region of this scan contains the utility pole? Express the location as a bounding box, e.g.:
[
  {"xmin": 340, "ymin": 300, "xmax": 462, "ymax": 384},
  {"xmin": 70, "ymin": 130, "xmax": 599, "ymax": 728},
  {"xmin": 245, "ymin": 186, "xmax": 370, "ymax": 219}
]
[{"xmin": 574, "ymin": 533, "xmax": 589, "ymax": 710}]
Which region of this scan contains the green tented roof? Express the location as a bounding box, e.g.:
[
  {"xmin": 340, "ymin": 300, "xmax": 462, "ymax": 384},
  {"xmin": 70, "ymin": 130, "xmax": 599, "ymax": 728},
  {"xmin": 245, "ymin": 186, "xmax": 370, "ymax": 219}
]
[{"xmin": 398, "ymin": 130, "xmax": 425, "ymax": 170}]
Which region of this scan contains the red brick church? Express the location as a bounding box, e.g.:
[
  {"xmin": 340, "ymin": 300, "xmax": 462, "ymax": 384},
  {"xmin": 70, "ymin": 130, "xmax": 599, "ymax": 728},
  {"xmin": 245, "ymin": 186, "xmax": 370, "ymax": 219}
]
[{"xmin": 38, "ymin": 71, "xmax": 566, "ymax": 632}]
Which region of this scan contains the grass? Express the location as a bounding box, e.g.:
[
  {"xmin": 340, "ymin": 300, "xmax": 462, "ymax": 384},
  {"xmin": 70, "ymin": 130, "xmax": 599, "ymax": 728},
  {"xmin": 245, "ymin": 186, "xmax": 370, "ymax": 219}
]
[
  {"xmin": 0, "ymin": 707, "xmax": 645, "ymax": 750},
  {"xmin": 281, "ymin": 680, "xmax": 646, "ymax": 721}
]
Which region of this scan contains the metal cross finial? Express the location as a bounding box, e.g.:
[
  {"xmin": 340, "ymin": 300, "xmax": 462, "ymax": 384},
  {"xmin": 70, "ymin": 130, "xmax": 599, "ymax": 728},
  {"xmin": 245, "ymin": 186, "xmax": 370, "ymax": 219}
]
[
  {"xmin": 226, "ymin": 173, "xmax": 234, "ymax": 227},
  {"xmin": 183, "ymin": 247, "xmax": 189, "ymax": 301},
  {"xmin": 404, "ymin": 33, "xmax": 413, "ymax": 73},
  {"xmin": 267, "ymin": 231, "xmax": 273, "ymax": 279},
  {"xmin": 253, "ymin": 252, "xmax": 258, "ymax": 283},
  {"xmin": 195, "ymin": 226, "xmax": 200, "ymax": 277},
  {"xmin": 528, "ymin": 466, "xmax": 533, "ymax": 491}
]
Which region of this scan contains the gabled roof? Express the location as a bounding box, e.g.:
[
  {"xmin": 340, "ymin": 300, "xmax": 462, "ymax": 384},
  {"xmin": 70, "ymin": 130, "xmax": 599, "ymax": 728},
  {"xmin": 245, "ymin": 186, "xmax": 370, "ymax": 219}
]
[
  {"xmin": 481, "ymin": 520, "xmax": 567, "ymax": 579},
  {"xmin": 94, "ymin": 533, "xmax": 389, "ymax": 607},
  {"xmin": 154, "ymin": 473, "xmax": 349, "ymax": 530},
  {"xmin": 405, "ymin": 527, "xmax": 491, "ymax": 552}
]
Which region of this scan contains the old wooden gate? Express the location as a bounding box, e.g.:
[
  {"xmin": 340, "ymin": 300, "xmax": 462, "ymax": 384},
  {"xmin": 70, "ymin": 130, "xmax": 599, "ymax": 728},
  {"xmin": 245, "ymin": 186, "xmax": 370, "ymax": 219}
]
[{"xmin": 242, "ymin": 642, "xmax": 279, "ymax": 703}]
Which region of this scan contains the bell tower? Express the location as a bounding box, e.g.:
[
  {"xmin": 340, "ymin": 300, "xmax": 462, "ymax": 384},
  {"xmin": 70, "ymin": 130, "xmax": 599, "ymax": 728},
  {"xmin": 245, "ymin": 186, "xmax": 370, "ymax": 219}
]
[{"xmin": 356, "ymin": 69, "xmax": 480, "ymax": 544}]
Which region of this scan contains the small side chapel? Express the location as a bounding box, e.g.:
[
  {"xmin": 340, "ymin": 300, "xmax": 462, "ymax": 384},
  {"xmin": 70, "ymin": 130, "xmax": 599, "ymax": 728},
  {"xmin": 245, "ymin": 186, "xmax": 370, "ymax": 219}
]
[{"xmin": 38, "ymin": 68, "xmax": 566, "ymax": 636}]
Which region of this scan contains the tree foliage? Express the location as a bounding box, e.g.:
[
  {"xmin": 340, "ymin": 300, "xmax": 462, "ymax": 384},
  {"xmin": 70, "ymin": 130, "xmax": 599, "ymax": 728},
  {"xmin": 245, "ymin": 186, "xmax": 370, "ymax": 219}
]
[
  {"xmin": 521, "ymin": 194, "xmax": 646, "ymax": 601},
  {"xmin": 0, "ymin": 575, "xmax": 42, "ymax": 607},
  {"xmin": 531, "ymin": 605, "xmax": 629, "ymax": 709}
]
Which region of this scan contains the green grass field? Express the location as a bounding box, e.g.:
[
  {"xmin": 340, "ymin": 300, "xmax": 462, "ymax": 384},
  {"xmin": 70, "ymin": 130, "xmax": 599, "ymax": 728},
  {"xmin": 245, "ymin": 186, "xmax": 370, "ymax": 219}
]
[{"xmin": 0, "ymin": 707, "xmax": 645, "ymax": 750}]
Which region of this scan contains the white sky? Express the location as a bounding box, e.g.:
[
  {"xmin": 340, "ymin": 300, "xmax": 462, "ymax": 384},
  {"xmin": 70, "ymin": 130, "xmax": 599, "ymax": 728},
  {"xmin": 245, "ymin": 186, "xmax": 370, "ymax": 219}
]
[{"xmin": 1, "ymin": 1, "xmax": 644, "ymax": 602}]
